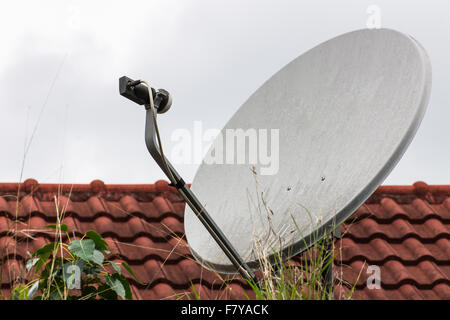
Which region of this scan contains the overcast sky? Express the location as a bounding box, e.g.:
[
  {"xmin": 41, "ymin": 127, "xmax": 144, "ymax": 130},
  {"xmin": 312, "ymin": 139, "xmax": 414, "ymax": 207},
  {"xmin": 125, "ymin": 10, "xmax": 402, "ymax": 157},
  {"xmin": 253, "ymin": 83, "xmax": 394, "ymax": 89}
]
[{"xmin": 1, "ymin": 0, "xmax": 449, "ymax": 186}]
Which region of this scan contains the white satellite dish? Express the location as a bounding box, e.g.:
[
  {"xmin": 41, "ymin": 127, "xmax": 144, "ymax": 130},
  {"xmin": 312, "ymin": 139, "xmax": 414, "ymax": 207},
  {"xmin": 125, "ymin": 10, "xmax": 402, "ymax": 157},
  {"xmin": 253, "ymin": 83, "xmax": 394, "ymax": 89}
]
[{"xmin": 183, "ymin": 28, "xmax": 432, "ymax": 273}]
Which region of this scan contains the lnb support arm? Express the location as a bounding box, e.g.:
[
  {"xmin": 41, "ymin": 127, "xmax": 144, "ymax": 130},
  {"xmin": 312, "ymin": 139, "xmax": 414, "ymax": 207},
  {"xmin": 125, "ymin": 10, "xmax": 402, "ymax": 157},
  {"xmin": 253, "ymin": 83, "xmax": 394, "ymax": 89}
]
[{"xmin": 120, "ymin": 76, "xmax": 259, "ymax": 286}]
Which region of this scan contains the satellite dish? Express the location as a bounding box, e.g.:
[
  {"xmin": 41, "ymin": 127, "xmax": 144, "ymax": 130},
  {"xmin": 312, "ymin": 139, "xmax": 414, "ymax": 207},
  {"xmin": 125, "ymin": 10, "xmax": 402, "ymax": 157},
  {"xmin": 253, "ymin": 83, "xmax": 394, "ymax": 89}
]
[{"xmin": 184, "ymin": 28, "xmax": 432, "ymax": 273}]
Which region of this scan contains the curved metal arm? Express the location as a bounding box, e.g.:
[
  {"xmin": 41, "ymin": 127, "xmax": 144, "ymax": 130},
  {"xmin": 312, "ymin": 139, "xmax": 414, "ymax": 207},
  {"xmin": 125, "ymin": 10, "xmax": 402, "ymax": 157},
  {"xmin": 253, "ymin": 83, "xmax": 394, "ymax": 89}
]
[
  {"xmin": 144, "ymin": 107, "xmax": 182, "ymax": 182},
  {"xmin": 143, "ymin": 108, "xmax": 258, "ymax": 285}
]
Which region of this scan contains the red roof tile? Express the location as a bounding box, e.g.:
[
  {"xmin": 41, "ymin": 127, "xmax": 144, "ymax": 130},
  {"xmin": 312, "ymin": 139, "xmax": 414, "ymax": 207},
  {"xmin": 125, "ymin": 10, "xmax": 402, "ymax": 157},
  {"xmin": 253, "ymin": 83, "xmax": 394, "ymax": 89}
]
[
  {"xmin": 0, "ymin": 179, "xmax": 449, "ymax": 299},
  {"xmin": 335, "ymin": 182, "xmax": 450, "ymax": 299}
]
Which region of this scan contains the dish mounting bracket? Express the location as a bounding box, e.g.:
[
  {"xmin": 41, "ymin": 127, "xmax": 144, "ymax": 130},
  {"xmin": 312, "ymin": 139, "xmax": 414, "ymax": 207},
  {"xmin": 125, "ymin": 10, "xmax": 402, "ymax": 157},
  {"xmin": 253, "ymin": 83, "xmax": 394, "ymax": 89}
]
[{"xmin": 120, "ymin": 76, "xmax": 259, "ymax": 286}]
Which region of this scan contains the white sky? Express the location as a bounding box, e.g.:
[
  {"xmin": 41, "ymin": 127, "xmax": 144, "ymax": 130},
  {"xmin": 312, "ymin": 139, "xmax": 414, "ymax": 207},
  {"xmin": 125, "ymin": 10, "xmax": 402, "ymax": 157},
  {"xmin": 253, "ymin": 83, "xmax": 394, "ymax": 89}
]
[{"xmin": 0, "ymin": 0, "xmax": 449, "ymax": 186}]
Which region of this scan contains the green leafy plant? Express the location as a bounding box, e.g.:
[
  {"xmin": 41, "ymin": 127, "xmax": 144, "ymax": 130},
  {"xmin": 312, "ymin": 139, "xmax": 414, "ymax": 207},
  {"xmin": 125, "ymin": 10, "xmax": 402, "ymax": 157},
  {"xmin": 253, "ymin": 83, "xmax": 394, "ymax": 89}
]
[{"xmin": 10, "ymin": 224, "xmax": 139, "ymax": 300}]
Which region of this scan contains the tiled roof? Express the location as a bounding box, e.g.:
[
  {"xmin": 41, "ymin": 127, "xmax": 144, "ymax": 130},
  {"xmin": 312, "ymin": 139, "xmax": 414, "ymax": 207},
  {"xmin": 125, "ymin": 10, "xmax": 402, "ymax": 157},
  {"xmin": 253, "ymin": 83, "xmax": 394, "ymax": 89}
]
[
  {"xmin": 0, "ymin": 179, "xmax": 249, "ymax": 300},
  {"xmin": 0, "ymin": 179, "xmax": 449, "ymax": 299},
  {"xmin": 334, "ymin": 182, "xmax": 450, "ymax": 299}
]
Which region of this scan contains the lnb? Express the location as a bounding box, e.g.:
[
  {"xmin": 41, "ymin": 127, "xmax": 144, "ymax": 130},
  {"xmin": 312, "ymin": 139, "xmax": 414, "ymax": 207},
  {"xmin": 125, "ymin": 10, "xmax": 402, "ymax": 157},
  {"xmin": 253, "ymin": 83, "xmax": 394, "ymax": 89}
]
[{"xmin": 119, "ymin": 76, "xmax": 172, "ymax": 114}]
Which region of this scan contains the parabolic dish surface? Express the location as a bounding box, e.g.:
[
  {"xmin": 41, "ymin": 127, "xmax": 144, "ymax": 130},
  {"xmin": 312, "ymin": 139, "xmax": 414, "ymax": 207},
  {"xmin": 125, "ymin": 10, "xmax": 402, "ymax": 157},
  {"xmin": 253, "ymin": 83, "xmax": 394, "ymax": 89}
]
[{"xmin": 184, "ymin": 29, "xmax": 432, "ymax": 273}]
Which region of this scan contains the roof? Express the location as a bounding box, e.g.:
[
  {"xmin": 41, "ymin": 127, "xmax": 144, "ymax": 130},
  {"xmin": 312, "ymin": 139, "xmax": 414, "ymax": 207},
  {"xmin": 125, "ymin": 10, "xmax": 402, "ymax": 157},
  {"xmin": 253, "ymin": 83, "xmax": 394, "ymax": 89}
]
[
  {"xmin": 335, "ymin": 181, "xmax": 450, "ymax": 299},
  {"xmin": 0, "ymin": 179, "xmax": 449, "ymax": 299}
]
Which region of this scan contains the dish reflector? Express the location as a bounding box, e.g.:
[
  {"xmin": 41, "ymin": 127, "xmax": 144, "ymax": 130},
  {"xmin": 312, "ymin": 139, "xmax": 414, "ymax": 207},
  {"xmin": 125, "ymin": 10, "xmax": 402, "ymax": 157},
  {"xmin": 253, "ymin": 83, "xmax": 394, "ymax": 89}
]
[{"xmin": 184, "ymin": 29, "xmax": 432, "ymax": 273}]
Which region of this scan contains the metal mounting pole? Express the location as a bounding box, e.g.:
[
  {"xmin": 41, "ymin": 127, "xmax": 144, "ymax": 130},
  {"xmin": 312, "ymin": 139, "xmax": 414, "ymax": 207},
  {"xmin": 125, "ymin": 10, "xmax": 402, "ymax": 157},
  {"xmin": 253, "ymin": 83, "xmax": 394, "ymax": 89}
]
[{"xmin": 143, "ymin": 107, "xmax": 259, "ymax": 286}]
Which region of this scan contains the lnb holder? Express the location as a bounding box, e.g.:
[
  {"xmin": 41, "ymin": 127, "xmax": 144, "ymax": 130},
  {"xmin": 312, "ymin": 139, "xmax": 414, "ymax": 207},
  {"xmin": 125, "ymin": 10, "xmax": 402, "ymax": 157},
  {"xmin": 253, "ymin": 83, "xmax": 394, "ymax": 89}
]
[
  {"xmin": 119, "ymin": 76, "xmax": 155, "ymax": 105},
  {"xmin": 119, "ymin": 76, "xmax": 172, "ymax": 113},
  {"xmin": 118, "ymin": 75, "xmax": 259, "ymax": 286}
]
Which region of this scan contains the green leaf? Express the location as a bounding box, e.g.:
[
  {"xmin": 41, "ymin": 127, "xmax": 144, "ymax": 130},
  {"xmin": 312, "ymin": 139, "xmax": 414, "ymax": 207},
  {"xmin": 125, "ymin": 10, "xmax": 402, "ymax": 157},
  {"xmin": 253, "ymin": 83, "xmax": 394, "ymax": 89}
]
[
  {"xmin": 191, "ymin": 282, "xmax": 201, "ymax": 300},
  {"xmin": 92, "ymin": 249, "xmax": 104, "ymax": 265},
  {"xmin": 118, "ymin": 274, "xmax": 132, "ymax": 300},
  {"xmin": 85, "ymin": 230, "xmax": 108, "ymax": 251},
  {"xmin": 98, "ymin": 284, "xmax": 117, "ymax": 300},
  {"xmin": 105, "ymin": 274, "xmax": 132, "ymax": 300},
  {"xmin": 109, "ymin": 261, "xmax": 121, "ymax": 274},
  {"xmin": 33, "ymin": 242, "xmax": 56, "ymax": 258},
  {"xmin": 26, "ymin": 258, "xmax": 40, "ymax": 271},
  {"xmin": 83, "ymin": 265, "xmax": 101, "ymax": 277},
  {"xmin": 34, "ymin": 252, "xmax": 51, "ymax": 274},
  {"xmin": 35, "ymin": 252, "xmax": 51, "ymax": 274},
  {"xmin": 32, "ymin": 242, "xmax": 59, "ymax": 273},
  {"xmin": 121, "ymin": 261, "xmax": 143, "ymax": 284},
  {"xmin": 63, "ymin": 259, "xmax": 85, "ymax": 273},
  {"xmin": 39, "ymin": 265, "xmax": 49, "ymax": 288},
  {"xmin": 45, "ymin": 224, "xmax": 68, "ymax": 232},
  {"xmin": 68, "ymin": 239, "xmax": 95, "ymax": 263},
  {"xmin": 105, "ymin": 274, "xmax": 126, "ymax": 299},
  {"xmin": 62, "ymin": 260, "xmax": 84, "ymax": 289},
  {"xmin": 9, "ymin": 285, "xmax": 28, "ymax": 300}
]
